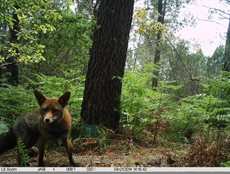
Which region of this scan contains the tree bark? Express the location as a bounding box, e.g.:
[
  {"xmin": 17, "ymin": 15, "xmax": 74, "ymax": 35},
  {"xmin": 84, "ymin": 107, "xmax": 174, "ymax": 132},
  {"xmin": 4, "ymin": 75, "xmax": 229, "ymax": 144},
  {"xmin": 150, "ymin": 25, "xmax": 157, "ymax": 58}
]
[
  {"xmin": 152, "ymin": 0, "xmax": 165, "ymax": 90},
  {"xmin": 81, "ymin": 0, "xmax": 134, "ymax": 131}
]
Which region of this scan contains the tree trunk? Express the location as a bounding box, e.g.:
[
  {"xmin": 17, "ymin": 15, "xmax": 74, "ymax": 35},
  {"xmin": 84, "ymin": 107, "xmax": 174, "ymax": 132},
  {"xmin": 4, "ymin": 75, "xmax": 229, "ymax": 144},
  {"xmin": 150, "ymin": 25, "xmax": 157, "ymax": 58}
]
[
  {"xmin": 81, "ymin": 0, "xmax": 134, "ymax": 131},
  {"xmin": 223, "ymin": 19, "xmax": 230, "ymax": 72},
  {"xmin": 0, "ymin": 23, "xmax": 7, "ymax": 84},
  {"xmin": 5, "ymin": 5, "xmax": 20, "ymax": 86},
  {"xmin": 152, "ymin": 0, "xmax": 165, "ymax": 90}
]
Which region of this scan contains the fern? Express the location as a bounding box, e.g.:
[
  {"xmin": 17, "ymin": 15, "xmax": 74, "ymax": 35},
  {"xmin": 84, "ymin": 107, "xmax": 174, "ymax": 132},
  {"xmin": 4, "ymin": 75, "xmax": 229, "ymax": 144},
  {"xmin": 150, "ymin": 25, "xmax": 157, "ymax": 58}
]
[
  {"xmin": 163, "ymin": 72, "xmax": 230, "ymax": 142},
  {"xmin": 120, "ymin": 65, "xmax": 183, "ymax": 137},
  {"xmin": 0, "ymin": 84, "xmax": 37, "ymax": 123},
  {"xmin": 0, "ymin": 122, "xmax": 9, "ymax": 139},
  {"xmin": 17, "ymin": 138, "xmax": 29, "ymax": 167}
]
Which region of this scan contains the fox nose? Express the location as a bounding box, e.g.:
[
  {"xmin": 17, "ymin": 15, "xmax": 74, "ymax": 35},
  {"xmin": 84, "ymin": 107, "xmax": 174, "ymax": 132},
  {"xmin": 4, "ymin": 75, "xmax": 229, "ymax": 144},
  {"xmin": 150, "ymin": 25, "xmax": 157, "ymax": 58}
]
[{"xmin": 45, "ymin": 118, "xmax": 50, "ymax": 122}]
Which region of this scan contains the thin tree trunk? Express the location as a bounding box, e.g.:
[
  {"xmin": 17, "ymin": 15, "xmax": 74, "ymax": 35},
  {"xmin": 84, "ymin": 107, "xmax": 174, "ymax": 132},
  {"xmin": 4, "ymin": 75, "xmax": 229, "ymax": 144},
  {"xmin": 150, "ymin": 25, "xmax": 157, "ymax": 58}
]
[
  {"xmin": 5, "ymin": 4, "xmax": 20, "ymax": 86},
  {"xmin": 81, "ymin": 0, "xmax": 134, "ymax": 131},
  {"xmin": 223, "ymin": 19, "xmax": 230, "ymax": 72},
  {"xmin": 152, "ymin": 0, "xmax": 164, "ymax": 90},
  {"xmin": 0, "ymin": 23, "xmax": 7, "ymax": 84}
]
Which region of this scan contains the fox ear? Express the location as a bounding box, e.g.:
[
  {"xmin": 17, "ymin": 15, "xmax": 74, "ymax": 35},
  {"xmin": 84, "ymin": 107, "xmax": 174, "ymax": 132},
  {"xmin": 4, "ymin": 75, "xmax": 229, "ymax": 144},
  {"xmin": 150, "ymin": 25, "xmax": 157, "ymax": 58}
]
[
  {"xmin": 34, "ymin": 90, "xmax": 46, "ymax": 106},
  {"xmin": 58, "ymin": 92, "xmax": 71, "ymax": 108}
]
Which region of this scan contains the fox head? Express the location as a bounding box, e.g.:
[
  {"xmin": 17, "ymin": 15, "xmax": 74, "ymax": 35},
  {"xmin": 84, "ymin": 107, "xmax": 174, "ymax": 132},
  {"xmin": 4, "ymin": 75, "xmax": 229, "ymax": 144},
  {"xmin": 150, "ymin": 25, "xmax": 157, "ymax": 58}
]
[{"xmin": 34, "ymin": 90, "xmax": 71, "ymax": 124}]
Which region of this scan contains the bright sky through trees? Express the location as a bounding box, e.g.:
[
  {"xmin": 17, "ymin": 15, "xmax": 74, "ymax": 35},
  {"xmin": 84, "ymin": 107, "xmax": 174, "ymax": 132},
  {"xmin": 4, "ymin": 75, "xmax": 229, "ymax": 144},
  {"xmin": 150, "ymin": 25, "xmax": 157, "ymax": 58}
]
[
  {"xmin": 135, "ymin": 0, "xmax": 229, "ymax": 56},
  {"xmin": 175, "ymin": 0, "xmax": 229, "ymax": 56},
  {"xmin": 71, "ymin": 0, "xmax": 229, "ymax": 57}
]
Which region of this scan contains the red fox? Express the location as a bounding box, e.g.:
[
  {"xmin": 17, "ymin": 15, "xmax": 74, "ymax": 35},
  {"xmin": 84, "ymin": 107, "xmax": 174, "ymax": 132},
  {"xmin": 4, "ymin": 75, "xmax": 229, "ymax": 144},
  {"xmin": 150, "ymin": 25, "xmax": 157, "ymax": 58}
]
[{"xmin": 0, "ymin": 90, "xmax": 79, "ymax": 167}]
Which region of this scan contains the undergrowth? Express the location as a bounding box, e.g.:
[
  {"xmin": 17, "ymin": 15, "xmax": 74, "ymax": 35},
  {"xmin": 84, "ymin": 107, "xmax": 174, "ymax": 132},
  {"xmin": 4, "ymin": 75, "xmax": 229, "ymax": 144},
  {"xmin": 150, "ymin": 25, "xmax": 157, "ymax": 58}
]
[
  {"xmin": 17, "ymin": 138, "xmax": 29, "ymax": 167},
  {"xmin": 163, "ymin": 71, "xmax": 230, "ymax": 143},
  {"xmin": 1, "ymin": 67, "xmax": 230, "ymax": 167}
]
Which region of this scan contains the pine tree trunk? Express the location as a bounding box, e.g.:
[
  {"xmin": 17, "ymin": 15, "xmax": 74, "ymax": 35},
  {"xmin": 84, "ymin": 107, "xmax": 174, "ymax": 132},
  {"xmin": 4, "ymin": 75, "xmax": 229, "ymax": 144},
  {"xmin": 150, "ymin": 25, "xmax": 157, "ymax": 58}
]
[
  {"xmin": 81, "ymin": 0, "xmax": 134, "ymax": 131},
  {"xmin": 223, "ymin": 19, "xmax": 230, "ymax": 72},
  {"xmin": 152, "ymin": 0, "xmax": 164, "ymax": 90}
]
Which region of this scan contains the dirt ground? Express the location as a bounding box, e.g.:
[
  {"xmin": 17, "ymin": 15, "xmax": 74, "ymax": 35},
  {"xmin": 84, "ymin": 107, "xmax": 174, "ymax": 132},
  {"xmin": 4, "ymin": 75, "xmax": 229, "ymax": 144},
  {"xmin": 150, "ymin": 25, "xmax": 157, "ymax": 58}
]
[
  {"xmin": 0, "ymin": 136, "xmax": 191, "ymax": 167},
  {"xmin": 1, "ymin": 124, "xmax": 230, "ymax": 167}
]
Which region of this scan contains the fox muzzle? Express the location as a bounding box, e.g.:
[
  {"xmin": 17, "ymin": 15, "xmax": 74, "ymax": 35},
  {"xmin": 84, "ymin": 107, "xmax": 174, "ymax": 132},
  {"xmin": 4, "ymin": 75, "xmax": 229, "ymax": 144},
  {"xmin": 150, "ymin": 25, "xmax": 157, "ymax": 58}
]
[{"xmin": 44, "ymin": 117, "xmax": 54, "ymax": 123}]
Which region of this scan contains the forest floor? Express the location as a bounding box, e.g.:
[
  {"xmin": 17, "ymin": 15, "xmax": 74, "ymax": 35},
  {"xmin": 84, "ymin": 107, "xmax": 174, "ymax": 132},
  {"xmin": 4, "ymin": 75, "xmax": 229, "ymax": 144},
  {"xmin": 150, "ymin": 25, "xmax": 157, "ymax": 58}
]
[
  {"xmin": 1, "ymin": 120, "xmax": 230, "ymax": 167},
  {"xmin": 1, "ymin": 136, "xmax": 230, "ymax": 167},
  {"xmin": 0, "ymin": 137, "xmax": 191, "ymax": 167}
]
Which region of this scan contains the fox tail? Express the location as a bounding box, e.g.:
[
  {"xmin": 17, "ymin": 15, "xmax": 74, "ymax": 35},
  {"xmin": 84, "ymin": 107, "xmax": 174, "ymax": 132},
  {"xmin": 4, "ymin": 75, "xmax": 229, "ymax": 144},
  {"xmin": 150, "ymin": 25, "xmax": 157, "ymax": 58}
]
[{"xmin": 0, "ymin": 127, "xmax": 17, "ymax": 154}]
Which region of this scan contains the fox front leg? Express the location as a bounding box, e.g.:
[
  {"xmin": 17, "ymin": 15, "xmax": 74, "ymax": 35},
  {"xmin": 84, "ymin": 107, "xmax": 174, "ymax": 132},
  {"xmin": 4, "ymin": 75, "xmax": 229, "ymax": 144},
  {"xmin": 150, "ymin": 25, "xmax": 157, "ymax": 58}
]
[
  {"xmin": 38, "ymin": 138, "xmax": 47, "ymax": 167},
  {"xmin": 62, "ymin": 137, "xmax": 80, "ymax": 167}
]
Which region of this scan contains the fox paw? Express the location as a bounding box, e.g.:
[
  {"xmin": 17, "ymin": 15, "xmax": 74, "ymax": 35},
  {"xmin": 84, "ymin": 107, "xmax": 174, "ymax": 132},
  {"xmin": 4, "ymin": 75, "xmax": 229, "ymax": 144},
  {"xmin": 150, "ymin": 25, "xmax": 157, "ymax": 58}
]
[
  {"xmin": 38, "ymin": 162, "xmax": 44, "ymax": 167},
  {"xmin": 72, "ymin": 162, "xmax": 80, "ymax": 167}
]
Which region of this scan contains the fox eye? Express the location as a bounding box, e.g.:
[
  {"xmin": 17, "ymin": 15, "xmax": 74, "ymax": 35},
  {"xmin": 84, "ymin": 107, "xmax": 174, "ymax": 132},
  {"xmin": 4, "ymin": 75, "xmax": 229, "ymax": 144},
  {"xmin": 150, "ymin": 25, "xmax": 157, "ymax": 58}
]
[
  {"xmin": 52, "ymin": 109, "xmax": 59, "ymax": 113},
  {"xmin": 42, "ymin": 108, "xmax": 49, "ymax": 112}
]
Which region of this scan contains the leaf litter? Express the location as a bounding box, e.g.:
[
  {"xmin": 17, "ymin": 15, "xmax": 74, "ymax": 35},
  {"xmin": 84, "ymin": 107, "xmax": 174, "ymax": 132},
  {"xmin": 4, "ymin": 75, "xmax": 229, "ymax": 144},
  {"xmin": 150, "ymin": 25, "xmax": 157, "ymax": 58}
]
[{"xmin": 1, "ymin": 127, "xmax": 230, "ymax": 167}]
